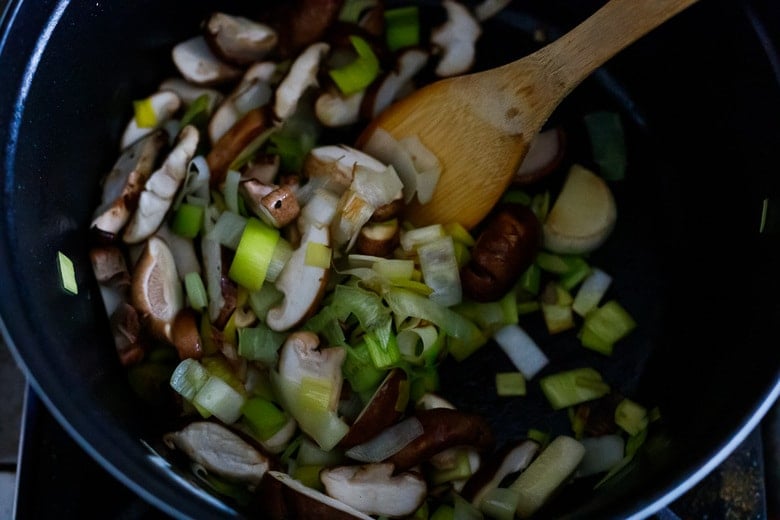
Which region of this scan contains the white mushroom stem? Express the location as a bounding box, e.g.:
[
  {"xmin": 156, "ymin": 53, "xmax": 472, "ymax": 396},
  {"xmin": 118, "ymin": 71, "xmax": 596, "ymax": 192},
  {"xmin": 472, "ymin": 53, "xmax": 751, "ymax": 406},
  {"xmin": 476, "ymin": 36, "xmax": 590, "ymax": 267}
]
[
  {"xmin": 320, "ymin": 463, "xmax": 427, "ymax": 518},
  {"xmin": 274, "ymin": 42, "xmax": 330, "ymax": 120},
  {"xmin": 120, "ymin": 91, "xmax": 181, "ymax": 150},
  {"xmin": 431, "ymin": 0, "xmax": 482, "ymax": 77},
  {"xmin": 164, "ymin": 421, "xmax": 271, "ymax": 486},
  {"xmin": 205, "ymin": 12, "xmax": 278, "ymax": 66},
  {"xmin": 209, "ymin": 62, "xmax": 277, "ymax": 144},
  {"xmin": 123, "ymin": 125, "xmax": 200, "ymax": 244}
]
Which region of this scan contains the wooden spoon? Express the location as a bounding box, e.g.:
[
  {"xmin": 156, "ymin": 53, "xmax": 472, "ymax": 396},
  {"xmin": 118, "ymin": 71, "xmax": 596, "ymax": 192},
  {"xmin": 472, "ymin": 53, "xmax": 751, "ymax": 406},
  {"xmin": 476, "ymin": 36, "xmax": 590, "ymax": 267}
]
[{"xmin": 358, "ymin": 0, "xmax": 699, "ymax": 229}]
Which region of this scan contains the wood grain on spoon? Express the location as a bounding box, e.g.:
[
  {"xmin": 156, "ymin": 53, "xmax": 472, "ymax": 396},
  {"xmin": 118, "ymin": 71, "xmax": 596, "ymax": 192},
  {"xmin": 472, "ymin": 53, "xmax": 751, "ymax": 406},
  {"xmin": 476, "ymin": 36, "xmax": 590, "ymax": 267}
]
[{"xmin": 358, "ymin": 0, "xmax": 699, "ymax": 229}]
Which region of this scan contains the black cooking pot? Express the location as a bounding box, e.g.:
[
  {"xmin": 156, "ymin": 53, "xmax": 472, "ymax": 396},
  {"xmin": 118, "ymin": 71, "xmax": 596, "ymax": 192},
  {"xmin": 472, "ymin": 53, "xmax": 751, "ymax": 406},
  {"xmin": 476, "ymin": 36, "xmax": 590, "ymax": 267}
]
[{"xmin": 1, "ymin": 0, "xmax": 779, "ymax": 518}]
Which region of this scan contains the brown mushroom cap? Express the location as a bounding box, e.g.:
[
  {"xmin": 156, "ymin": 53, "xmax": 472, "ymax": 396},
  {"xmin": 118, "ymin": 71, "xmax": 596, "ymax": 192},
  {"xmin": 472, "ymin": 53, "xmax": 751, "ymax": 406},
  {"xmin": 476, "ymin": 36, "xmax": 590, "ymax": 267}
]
[
  {"xmin": 385, "ymin": 408, "xmax": 494, "ymax": 471},
  {"xmin": 204, "ymin": 12, "xmax": 278, "ymax": 66},
  {"xmin": 131, "ymin": 236, "xmax": 183, "ymax": 342},
  {"xmin": 207, "ymin": 107, "xmax": 273, "ymax": 188},
  {"xmin": 339, "ymin": 369, "xmax": 407, "ymax": 448},
  {"xmin": 170, "ymin": 308, "xmax": 204, "ymax": 360}
]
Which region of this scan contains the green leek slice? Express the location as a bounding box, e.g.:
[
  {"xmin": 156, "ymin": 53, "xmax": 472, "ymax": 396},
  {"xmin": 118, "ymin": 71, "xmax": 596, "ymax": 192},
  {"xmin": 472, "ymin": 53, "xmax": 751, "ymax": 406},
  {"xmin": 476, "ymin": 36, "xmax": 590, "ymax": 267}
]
[
  {"xmin": 384, "ymin": 6, "xmax": 420, "ymax": 51},
  {"xmin": 229, "ymin": 217, "xmax": 280, "ymax": 291},
  {"xmin": 329, "ymin": 35, "xmax": 380, "ymax": 95},
  {"xmin": 539, "ymin": 367, "xmax": 610, "ymax": 410}
]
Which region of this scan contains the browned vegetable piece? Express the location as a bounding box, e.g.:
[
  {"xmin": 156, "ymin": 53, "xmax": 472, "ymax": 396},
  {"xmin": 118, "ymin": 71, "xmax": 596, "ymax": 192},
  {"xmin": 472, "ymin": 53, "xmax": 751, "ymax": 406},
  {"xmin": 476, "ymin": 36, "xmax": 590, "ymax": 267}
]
[
  {"xmin": 207, "ymin": 107, "xmax": 272, "ymax": 188},
  {"xmin": 171, "ymin": 308, "xmax": 203, "ymax": 360},
  {"xmin": 339, "ymin": 369, "xmax": 407, "ymax": 449},
  {"xmin": 385, "ymin": 408, "xmax": 494, "ymax": 472},
  {"xmin": 274, "ymin": 0, "xmax": 345, "ymax": 57},
  {"xmin": 461, "ymin": 204, "xmax": 542, "ymax": 302},
  {"xmin": 355, "ymin": 219, "xmax": 400, "ymax": 257},
  {"xmin": 371, "ymin": 197, "xmax": 404, "ymax": 223}
]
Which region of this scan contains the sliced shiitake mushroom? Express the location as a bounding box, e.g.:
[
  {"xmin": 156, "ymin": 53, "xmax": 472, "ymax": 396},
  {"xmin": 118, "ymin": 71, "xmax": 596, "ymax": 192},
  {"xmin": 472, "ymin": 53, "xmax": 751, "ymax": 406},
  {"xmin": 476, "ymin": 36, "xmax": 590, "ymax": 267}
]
[
  {"xmin": 204, "ymin": 12, "xmax": 278, "ymax": 66},
  {"xmin": 320, "ymin": 463, "xmax": 427, "ymax": 518},
  {"xmin": 170, "ymin": 308, "xmax": 203, "ymax": 360},
  {"xmin": 130, "ymin": 236, "xmax": 183, "ymax": 342},
  {"xmin": 430, "ymin": 0, "xmax": 482, "ymax": 77},
  {"xmin": 514, "ymin": 127, "xmax": 566, "ymax": 186},
  {"xmin": 355, "ymin": 219, "xmax": 400, "ymax": 257},
  {"xmin": 207, "ymin": 107, "xmax": 273, "ymax": 188},
  {"xmin": 339, "ymin": 369, "xmax": 407, "ymax": 449},
  {"xmin": 460, "ymin": 439, "xmax": 540, "ymax": 506},
  {"xmin": 274, "ymin": 42, "xmax": 330, "ymax": 120},
  {"xmin": 171, "ymin": 36, "xmax": 242, "ymax": 86}
]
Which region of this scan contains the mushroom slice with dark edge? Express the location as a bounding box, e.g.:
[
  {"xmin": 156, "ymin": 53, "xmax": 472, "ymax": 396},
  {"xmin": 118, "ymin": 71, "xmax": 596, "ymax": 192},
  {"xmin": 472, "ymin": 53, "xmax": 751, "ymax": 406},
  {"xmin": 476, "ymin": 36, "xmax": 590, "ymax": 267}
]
[
  {"xmin": 109, "ymin": 302, "xmax": 145, "ymax": 366},
  {"xmin": 172, "ymin": 36, "xmax": 242, "ymax": 86},
  {"xmin": 514, "ymin": 127, "xmax": 566, "ymax": 186},
  {"xmin": 274, "ymin": 42, "xmax": 330, "ymax": 120},
  {"xmin": 385, "ymin": 408, "xmax": 494, "ymax": 472},
  {"xmin": 277, "ymin": 332, "xmax": 345, "ymax": 412},
  {"xmin": 339, "ymin": 369, "xmax": 407, "ymax": 448},
  {"xmin": 266, "ymin": 203, "xmax": 332, "ymax": 331},
  {"xmin": 91, "ymin": 129, "xmax": 168, "ymax": 236},
  {"xmin": 259, "ymin": 471, "xmax": 373, "ymax": 520},
  {"xmin": 204, "ymin": 12, "xmax": 278, "ymax": 66},
  {"xmin": 273, "ymin": 0, "xmax": 345, "ymax": 57},
  {"xmin": 362, "ymin": 48, "xmax": 429, "ymax": 119},
  {"xmin": 355, "ymin": 218, "xmax": 400, "ymax": 257},
  {"xmin": 120, "ymin": 91, "xmax": 181, "ymax": 151},
  {"xmin": 320, "ymin": 463, "xmax": 427, "ymax": 518},
  {"xmin": 209, "ymin": 61, "xmax": 277, "ymax": 144},
  {"xmin": 90, "ymin": 245, "xmax": 131, "ymax": 289},
  {"xmin": 430, "ymin": 0, "xmax": 482, "ymax": 77},
  {"xmin": 206, "ymin": 107, "xmax": 274, "ymax": 188},
  {"xmin": 460, "ymin": 439, "xmax": 540, "ymax": 506},
  {"xmin": 164, "ymin": 421, "xmax": 271, "ymax": 486},
  {"xmin": 131, "ymin": 236, "xmax": 183, "ymax": 343},
  {"xmin": 170, "ymin": 308, "xmax": 203, "ymax": 360},
  {"xmin": 123, "ymin": 125, "xmax": 200, "ymax": 244}
]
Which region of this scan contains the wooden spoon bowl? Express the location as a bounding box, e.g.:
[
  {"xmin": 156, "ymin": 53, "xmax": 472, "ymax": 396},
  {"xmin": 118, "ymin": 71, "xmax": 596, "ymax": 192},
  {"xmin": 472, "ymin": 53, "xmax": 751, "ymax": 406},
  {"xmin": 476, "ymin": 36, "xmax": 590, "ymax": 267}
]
[{"xmin": 358, "ymin": 0, "xmax": 699, "ymax": 229}]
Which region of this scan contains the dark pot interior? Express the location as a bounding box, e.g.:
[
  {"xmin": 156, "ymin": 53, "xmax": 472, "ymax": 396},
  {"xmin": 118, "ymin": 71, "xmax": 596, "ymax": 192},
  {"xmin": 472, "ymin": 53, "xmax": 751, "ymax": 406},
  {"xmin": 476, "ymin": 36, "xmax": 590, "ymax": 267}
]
[{"xmin": 1, "ymin": 0, "xmax": 779, "ymax": 518}]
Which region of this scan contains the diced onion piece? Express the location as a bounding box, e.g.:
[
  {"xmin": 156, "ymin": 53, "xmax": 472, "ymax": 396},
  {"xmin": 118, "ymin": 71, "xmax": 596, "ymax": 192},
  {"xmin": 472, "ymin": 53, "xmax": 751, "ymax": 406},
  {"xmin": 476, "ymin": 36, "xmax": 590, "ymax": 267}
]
[
  {"xmin": 509, "ymin": 436, "xmax": 585, "ymax": 518},
  {"xmin": 576, "ymin": 435, "xmax": 625, "ymax": 478},
  {"xmin": 417, "ymin": 235, "xmax": 462, "ymax": 307},
  {"xmin": 229, "ymin": 218, "xmax": 280, "ymax": 291},
  {"xmin": 495, "ymin": 372, "xmax": 526, "ymax": 396},
  {"xmin": 193, "ymin": 376, "xmax": 246, "ymax": 424},
  {"xmin": 493, "ymin": 325, "xmax": 549, "ymax": 380},
  {"xmin": 329, "ymin": 35, "xmax": 380, "ymax": 95},
  {"xmin": 572, "ymin": 268, "xmax": 612, "ymax": 317},
  {"xmin": 170, "ymin": 358, "xmax": 210, "ymax": 402},
  {"xmin": 345, "ymin": 416, "xmax": 424, "ymax": 462},
  {"xmin": 384, "ymin": 6, "xmax": 420, "ymax": 51},
  {"xmin": 57, "ymin": 251, "xmax": 78, "ymax": 295},
  {"xmin": 539, "ymin": 368, "xmax": 610, "ymax": 410},
  {"xmin": 184, "ymin": 272, "xmax": 208, "ymax": 310}
]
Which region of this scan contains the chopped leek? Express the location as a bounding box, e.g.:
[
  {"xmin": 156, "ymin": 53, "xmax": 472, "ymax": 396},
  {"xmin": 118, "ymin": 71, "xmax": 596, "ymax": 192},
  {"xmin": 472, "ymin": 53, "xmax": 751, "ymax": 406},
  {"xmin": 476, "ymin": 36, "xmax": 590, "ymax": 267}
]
[
  {"xmin": 180, "ymin": 93, "xmax": 212, "ymax": 129},
  {"xmin": 133, "ymin": 97, "xmax": 157, "ymax": 128},
  {"xmin": 539, "ymin": 368, "xmax": 610, "ymax": 410},
  {"xmin": 229, "ymin": 218, "xmax": 280, "ymax": 291},
  {"xmin": 444, "ymin": 221, "xmax": 475, "ymax": 246},
  {"xmin": 172, "ymin": 203, "xmax": 204, "ymax": 238},
  {"xmin": 614, "ymin": 398, "xmax": 648, "ymax": 436},
  {"xmin": 339, "ymin": 0, "xmax": 379, "ymax": 22},
  {"xmin": 238, "ymin": 324, "xmax": 286, "ymax": 364},
  {"xmin": 57, "ymin": 251, "xmax": 78, "ymax": 295},
  {"xmin": 364, "ymin": 317, "xmax": 402, "ymax": 368},
  {"xmin": 430, "ymin": 504, "xmax": 454, "ymax": 520},
  {"xmin": 329, "ymin": 35, "xmax": 380, "ymax": 95},
  {"xmin": 518, "ymin": 263, "xmax": 541, "ymax": 296},
  {"xmin": 480, "ymin": 487, "xmax": 521, "ymax": 520},
  {"xmin": 431, "ymin": 450, "xmax": 473, "ymax": 484},
  {"xmin": 541, "ymin": 303, "xmax": 575, "ymax": 334},
  {"xmin": 184, "ymin": 272, "xmax": 208, "ymax": 311},
  {"xmin": 343, "ymin": 341, "xmax": 387, "ymax": 393},
  {"xmin": 572, "ymin": 268, "xmax": 612, "ymax": 317},
  {"xmin": 417, "ymin": 235, "xmax": 462, "ymax": 307},
  {"xmin": 304, "ymin": 242, "xmax": 332, "ymax": 269},
  {"xmin": 299, "ymin": 376, "xmax": 336, "ymax": 412},
  {"xmin": 585, "ymin": 111, "xmax": 627, "ymax": 181},
  {"xmin": 496, "ymin": 372, "xmax": 527, "ymax": 396},
  {"xmin": 242, "ymin": 397, "xmax": 288, "ymax": 440},
  {"xmin": 170, "ymin": 358, "xmax": 210, "ymax": 402},
  {"xmin": 248, "ymin": 282, "xmax": 284, "ymax": 321},
  {"xmin": 193, "ymin": 376, "xmax": 246, "ymax": 424},
  {"xmin": 579, "ymin": 300, "xmax": 636, "ymax": 355},
  {"xmin": 384, "ymin": 6, "xmax": 420, "ymax": 51}
]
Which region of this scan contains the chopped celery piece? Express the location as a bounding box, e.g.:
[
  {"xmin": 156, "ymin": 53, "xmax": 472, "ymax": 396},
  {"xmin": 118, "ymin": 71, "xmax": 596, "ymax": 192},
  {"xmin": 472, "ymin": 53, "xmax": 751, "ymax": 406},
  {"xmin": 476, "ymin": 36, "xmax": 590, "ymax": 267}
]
[
  {"xmin": 229, "ymin": 218, "xmax": 280, "ymax": 291},
  {"xmin": 343, "ymin": 341, "xmax": 387, "ymax": 393},
  {"xmin": 180, "ymin": 93, "xmax": 212, "ymax": 128},
  {"xmin": 242, "ymin": 397, "xmax": 288, "ymax": 440},
  {"xmin": 172, "ymin": 202, "xmax": 204, "ymax": 238},
  {"xmin": 585, "ymin": 111, "xmax": 627, "ymax": 181},
  {"xmin": 614, "ymin": 398, "xmax": 649, "ymax": 436},
  {"xmin": 509, "ymin": 436, "xmax": 585, "ymax": 518},
  {"xmin": 578, "ymin": 325, "xmax": 614, "ymax": 355},
  {"xmin": 539, "ymin": 368, "xmax": 610, "ymax": 410},
  {"xmin": 480, "ymin": 487, "xmax": 521, "ymax": 520},
  {"xmin": 304, "ymin": 241, "xmax": 332, "ymax": 269},
  {"xmin": 329, "ymin": 35, "xmax": 380, "ymax": 95},
  {"xmin": 496, "ymin": 372, "xmax": 527, "ymax": 396},
  {"xmin": 57, "ymin": 251, "xmax": 78, "ymax": 295},
  {"xmin": 238, "ymin": 324, "xmax": 286, "ymax": 364},
  {"xmin": 384, "ymin": 6, "xmax": 419, "ymax": 51},
  {"xmin": 133, "ymin": 97, "xmax": 157, "ymax": 128},
  {"xmin": 193, "ymin": 376, "xmax": 246, "ymax": 424},
  {"xmin": 184, "ymin": 272, "xmax": 208, "ymax": 311},
  {"xmin": 169, "ymin": 358, "xmax": 210, "ymax": 402}
]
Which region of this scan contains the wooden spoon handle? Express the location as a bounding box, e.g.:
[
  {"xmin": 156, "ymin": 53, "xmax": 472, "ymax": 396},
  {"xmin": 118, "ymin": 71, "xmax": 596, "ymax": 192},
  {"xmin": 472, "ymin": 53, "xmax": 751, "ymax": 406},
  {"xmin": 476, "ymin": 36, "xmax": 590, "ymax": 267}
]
[{"xmin": 494, "ymin": 0, "xmax": 699, "ymax": 124}]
